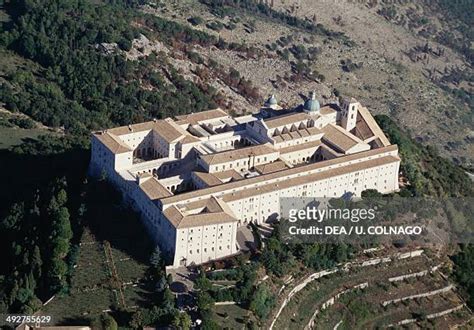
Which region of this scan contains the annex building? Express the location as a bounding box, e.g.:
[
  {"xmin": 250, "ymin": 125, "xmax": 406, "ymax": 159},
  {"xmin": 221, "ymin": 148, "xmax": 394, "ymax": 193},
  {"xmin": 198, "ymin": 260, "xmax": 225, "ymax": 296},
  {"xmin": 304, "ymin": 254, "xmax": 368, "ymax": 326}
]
[{"xmin": 89, "ymin": 92, "xmax": 400, "ymax": 268}]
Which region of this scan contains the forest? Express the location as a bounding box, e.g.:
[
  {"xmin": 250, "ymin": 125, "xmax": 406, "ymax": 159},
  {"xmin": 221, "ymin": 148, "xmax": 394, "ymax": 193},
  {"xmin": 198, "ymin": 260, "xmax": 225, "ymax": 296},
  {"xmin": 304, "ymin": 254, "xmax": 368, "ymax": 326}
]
[
  {"xmin": 0, "ymin": 0, "xmax": 473, "ymax": 327},
  {"xmin": 375, "ymin": 115, "xmax": 473, "ymax": 197},
  {"xmin": 0, "ymin": 0, "xmax": 220, "ymax": 323},
  {"xmin": 0, "ymin": 0, "xmax": 218, "ymax": 136}
]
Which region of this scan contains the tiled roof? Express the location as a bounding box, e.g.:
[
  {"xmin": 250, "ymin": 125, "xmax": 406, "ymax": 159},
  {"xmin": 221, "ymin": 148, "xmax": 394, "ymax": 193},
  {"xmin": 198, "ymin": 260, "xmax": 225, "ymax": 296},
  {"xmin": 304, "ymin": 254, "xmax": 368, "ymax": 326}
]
[
  {"xmin": 222, "ymin": 155, "xmax": 400, "ymax": 202},
  {"xmin": 139, "ymin": 177, "xmax": 173, "ymax": 200},
  {"xmin": 154, "ymin": 120, "xmax": 184, "ymax": 143},
  {"xmin": 356, "ymin": 106, "xmax": 390, "ymax": 146},
  {"xmin": 321, "ymin": 124, "xmax": 366, "ymax": 153},
  {"xmin": 319, "ymin": 105, "xmax": 338, "ymax": 115},
  {"xmin": 104, "ymin": 119, "xmax": 184, "ymax": 142},
  {"xmin": 94, "ymin": 132, "xmax": 132, "ymax": 154},
  {"xmin": 254, "ymin": 160, "xmax": 289, "ymax": 174},
  {"xmin": 181, "ymin": 135, "xmax": 201, "ymax": 144},
  {"xmin": 175, "ymin": 108, "xmax": 228, "ymax": 125},
  {"xmin": 271, "ymin": 127, "xmax": 321, "ymax": 144},
  {"xmin": 193, "ymin": 171, "xmax": 222, "ymax": 187},
  {"xmin": 213, "ymin": 169, "xmax": 243, "ymax": 181},
  {"xmin": 264, "ymin": 112, "xmax": 310, "ymax": 129},
  {"xmin": 279, "ymin": 140, "xmax": 322, "ymax": 154},
  {"xmin": 94, "ymin": 118, "xmax": 193, "ymax": 153},
  {"xmin": 164, "ymin": 197, "xmax": 237, "ymax": 228},
  {"xmin": 106, "ymin": 121, "xmax": 156, "ymax": 136},
  {"xmin": 161, "ymin": 145, "xmax": 398, "ymax": 205},
  {"xmin": 200, "ymin": 144, "xmax": 276, "ymax": 165}
]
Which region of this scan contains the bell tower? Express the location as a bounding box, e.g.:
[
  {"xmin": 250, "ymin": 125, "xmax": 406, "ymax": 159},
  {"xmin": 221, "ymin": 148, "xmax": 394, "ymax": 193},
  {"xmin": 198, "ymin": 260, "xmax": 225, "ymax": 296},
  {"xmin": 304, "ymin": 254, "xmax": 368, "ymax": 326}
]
[{"xmin": 340, "ymin": 97, "xmax": 359, "ymax": 132}]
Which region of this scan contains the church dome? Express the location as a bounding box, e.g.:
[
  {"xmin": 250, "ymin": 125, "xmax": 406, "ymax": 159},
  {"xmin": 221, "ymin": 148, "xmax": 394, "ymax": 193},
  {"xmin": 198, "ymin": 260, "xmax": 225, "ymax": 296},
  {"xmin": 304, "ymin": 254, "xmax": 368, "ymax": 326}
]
[
  {"xmin": 304, "ymin": 91, "xmax": 320, "ymax": 112},
  {"xmin": 266, "ymin": 94, "xmax": 278, "ymax": 106}
]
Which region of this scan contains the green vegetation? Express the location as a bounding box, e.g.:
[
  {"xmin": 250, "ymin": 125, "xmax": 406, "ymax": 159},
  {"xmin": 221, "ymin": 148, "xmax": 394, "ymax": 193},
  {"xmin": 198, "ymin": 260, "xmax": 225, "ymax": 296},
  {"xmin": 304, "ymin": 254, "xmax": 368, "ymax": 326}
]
[
  {"xmin": 0, "ymin": 0, "xmax": 218, "ymax": 136},
  {"xmin": 0, "ymin": 133, "xmax": 90, "ymax": 315},
  {"xmin": 435, "ymin": 0, "xmax": 473, "ymax": 64},
  {"xmin": 0, "ymin": 126, "xmax": 49, "ymax": 150},
  {"xmin": 194, "ymin": 262, "xmax": 261, "ymax": 327},
  {"xmin": 0, "ymin": 113, "xmax": 36, "ymax": 129},
  {"xmin": 249, "ymin": 284, "xmax": 275, "ymax": 319},
  {"xmin": 40, "ymin": 178, "xmax": 178, "ymax": 327},
  {"xmin": 188, "ymin": 16, "xmax": 204, "ymax": 26},
  {"xmin": 1, "ymin": 0, "xmax": 473, "ymax": 327},
  {"xmin": 376, "ymin": 115, "xmax": 474, "ymax": 321},
  {"xmin": 206, "ymin": 21, "xmax": 225, "ymax": 31},
  {"xmin": 453, "ymin": 245, "xmax": 474, "ymax": 309},
  {"xmin": 375, "ymin": 115, "xmax": 473, "ymax": 197},
  {"xmin": 0, "ymin": 177, "xmax": 75, "ymax": 313},
  {"xmin": 341, "ymin": 58, "xmax": 363, "ymax": 73},
  {"xmin": 260, "ymin": 226, "xmax": 297, "ymax": 277},
  {"xmin": 200, "ymin": 0, "xmax": 352, "ymax": 44},
  {"xmin": 0, "ymin": 1, "xmax": 223, "ymax": 325},
  {"xmin": 261, "ymin": 224, "xmax": 353, "ymax": 277},
  {"xmin": 214, "ymin": 304, "xmax": 251, "ymax": 329}
]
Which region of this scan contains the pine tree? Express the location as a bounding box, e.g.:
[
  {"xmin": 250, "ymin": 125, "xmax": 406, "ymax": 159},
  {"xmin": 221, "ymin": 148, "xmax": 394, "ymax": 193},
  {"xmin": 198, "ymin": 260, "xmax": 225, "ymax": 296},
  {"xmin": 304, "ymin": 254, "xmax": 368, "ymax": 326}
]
[
  {"xmin": 150, "ymin": 245, "xmax": 162, "ymax": 270},
  {"xmin": 2, "ymin": 202, "xmax": 25, "ymax": 231},
  {"xmin": 31, "ymin": 245, "xmax": 42, "ymax": 278},
  {"xmin": 172, "ymin": 312, "xmax": 191, "ymax": 330},
  {"xmin": 56, "ymin": 189, "xmax": 68, "ymax": 207}
]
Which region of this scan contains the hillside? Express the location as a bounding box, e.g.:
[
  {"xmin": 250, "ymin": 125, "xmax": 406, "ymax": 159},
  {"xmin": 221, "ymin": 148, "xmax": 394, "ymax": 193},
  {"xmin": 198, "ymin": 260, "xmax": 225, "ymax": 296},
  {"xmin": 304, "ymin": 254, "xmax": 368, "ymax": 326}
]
[
  {"xmin": 1, "ymin": 0, "xmax": 472, "ymax": 166},
  {"xmin": 141, "ymin": 0, "xmax": 473, "ymax": 166},
  {"xmin": 0, "ymin": 0, "xmax": 472, "ymax": 328}
]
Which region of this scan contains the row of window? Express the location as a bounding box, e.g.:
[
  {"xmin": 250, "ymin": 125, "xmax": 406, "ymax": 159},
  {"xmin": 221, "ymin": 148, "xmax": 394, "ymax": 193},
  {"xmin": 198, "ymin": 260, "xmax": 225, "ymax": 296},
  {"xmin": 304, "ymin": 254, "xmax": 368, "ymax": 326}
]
[{"xmin": 189, "ymin": 245, "xmax": 231, "ymax": 254}]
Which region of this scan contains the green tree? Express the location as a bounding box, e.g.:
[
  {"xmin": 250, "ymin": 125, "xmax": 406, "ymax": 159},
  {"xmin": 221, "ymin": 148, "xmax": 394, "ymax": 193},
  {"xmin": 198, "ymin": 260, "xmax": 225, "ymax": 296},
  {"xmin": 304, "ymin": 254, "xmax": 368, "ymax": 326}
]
[
  {"xmin": 249, "ymin": 284, "xmax": 275, "ymax": 320},
  {"xmin": 150, "ymin": 245, "xmax": 162, "ymax": 270},
  {"xmin": 197, "ymin": 291, "xmax": 214, "ymax": 312},
  {"xmin": 101, "ymin": 313, "xmax": 118, "ymax": 330},
  {"xmin": 172, "ymin": 312, "xmax": 192, "ymax": 329}
]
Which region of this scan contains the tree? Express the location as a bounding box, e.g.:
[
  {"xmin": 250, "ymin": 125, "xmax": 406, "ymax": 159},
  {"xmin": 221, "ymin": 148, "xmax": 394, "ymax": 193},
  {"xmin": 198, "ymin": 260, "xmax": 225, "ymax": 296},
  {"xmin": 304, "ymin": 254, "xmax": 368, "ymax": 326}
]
[
  {"xmin": 249, "ymin": 284, "xmax": 275, "ymax": 320},
  {"xmin": 118, "ymin": 38, "xmax": 132, "ymax": 51},
  {"xmin": 31, "ymin": 245, "xmax": 42, "ymax": 278},
  {"xmin": 56, "ymin": 188, "xmax": 68, "ymax": 206},
  {"xmin": 2, "ymin": 202, "xmax": 24, "ymax": 232},
  {"xmin": 172, "ymin": 312, "xmax": 192, "ymax": 330},
  {"xmin": 160, "ymin": 287, "xmax": 175, "ymax": 311},
  {"xmin": 150, "ymin": 245, "xmax": 162, "ymax": 270},
  {"xmin": 197, "ymin": 291, "xmax": 214, "ymax": 312},
  {"xmin": 194, "ymin": 268, "xmax": 212, "ymax": 292},
  {"xmin": 234, "ymin": 264, "xmax": 257, "ymax": 302},
  {"xmin": 101, "ymin": 313, "xmax": 118, "ymax": 330},
  {"xmin": 129, "ymin": 309, "xmax": 145, "ymax": 329},
  {"xmin": 361, "ymin": 189, "xmax": 383, "ymax": 198},
  {"xmin": 453, "ymin": 244, "xmax": 474, "ymax": 308}
]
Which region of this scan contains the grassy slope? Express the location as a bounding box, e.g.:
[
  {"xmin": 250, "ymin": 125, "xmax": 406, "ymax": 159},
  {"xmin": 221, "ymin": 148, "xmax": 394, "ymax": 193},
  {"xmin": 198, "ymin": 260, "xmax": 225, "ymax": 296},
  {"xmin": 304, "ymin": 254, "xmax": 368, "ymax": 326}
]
[{"xmin": 0, "ymin": 126, "xmax": 50, "ymax": 149}]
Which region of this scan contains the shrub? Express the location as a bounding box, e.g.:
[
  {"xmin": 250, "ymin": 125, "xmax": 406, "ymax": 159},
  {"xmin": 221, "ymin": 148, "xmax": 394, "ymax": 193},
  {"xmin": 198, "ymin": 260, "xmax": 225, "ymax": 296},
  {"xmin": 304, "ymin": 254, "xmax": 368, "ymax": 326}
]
[
  {"xmin": 118, "ymin": 38, "xmax": 133, "ymax": 51},
  {"xmin": 188, "ymin": 16, "xmax": 204, "ymax": 26}
]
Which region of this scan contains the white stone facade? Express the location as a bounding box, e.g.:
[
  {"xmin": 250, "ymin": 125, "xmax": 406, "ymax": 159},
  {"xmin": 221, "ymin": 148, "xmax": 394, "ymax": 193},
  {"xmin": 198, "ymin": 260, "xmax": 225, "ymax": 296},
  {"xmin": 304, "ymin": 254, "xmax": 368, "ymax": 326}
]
[{"xmin": 89, "ymin": 95, "xmax": 400, "ymax": 268}]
